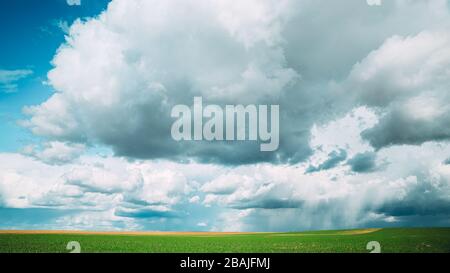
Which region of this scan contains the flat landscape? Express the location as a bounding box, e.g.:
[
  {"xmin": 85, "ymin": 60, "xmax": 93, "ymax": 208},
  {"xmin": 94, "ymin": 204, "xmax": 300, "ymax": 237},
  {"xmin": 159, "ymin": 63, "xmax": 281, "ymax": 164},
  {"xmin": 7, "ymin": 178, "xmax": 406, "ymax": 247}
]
[{"xmin": 0, "ymin": 228, "xmax": 449, "ymax": 253}]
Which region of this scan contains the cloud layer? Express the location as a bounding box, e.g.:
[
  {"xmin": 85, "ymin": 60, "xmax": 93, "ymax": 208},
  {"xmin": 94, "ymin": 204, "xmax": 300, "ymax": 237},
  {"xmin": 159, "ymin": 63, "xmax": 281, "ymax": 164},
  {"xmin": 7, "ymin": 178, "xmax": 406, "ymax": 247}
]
[
  {"xmin": 1, "ymin": 140, "xmax": 450, "ymax": 231},
  {"xmin": 2, "ymin": 0, "xmax": 450, "ymax": 231}
]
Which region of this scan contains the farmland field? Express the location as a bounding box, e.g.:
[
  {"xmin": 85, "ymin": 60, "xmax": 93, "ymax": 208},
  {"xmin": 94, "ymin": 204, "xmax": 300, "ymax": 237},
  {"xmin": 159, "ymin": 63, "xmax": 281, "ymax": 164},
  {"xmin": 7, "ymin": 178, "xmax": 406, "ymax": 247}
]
[{"xmin": 0, "ymin": 228, "xmax": 449, "ymax": 253}]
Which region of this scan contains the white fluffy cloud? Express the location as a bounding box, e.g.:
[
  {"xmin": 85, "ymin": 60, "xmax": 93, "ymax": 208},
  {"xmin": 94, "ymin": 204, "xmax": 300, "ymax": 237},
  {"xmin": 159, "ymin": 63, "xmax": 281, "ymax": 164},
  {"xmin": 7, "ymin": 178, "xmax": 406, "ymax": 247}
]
[
  {"xmin": 23, "ymin": 0, "xmax": 303, "ymax": 164},
  {"xmin": 346, "ymin": 30, "xmax": 450, "ymax": 148},
  {"xmin": 0, "ymin": 151, "xmax": 236, "ymax": 230},
  {"xmin": 0, "ymin": 154, "xmax": 193, "ymax": 215},
  {"xmin": 22, "ymin": 0, "xmax": 450, "ymax": 165},
  {"xmin": 22, "ymin": 141, "xmax": 85, "ymax": 165}
]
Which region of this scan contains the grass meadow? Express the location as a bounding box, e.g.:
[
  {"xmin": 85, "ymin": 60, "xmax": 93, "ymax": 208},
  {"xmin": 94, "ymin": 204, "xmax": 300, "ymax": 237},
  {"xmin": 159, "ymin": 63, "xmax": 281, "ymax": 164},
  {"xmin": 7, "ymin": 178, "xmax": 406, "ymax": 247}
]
[{"xmin": 0, "ymin": 228, "xmax": 449, "ymax": 253}]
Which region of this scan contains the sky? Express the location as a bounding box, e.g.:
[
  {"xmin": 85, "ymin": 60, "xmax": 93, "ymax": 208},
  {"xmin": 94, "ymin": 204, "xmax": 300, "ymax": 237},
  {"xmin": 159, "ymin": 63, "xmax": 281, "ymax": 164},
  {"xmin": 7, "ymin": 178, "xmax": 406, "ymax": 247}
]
[{"xmin": 0, "ymin": 0, "xmax": 450, "ymax": 232}]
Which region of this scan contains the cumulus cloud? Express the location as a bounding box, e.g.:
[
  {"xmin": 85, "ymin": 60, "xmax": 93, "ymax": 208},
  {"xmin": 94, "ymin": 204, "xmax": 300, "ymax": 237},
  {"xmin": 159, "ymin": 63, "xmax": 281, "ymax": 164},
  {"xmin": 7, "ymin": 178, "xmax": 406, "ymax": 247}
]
[
  {"xmin": 0, "ymin": 154, "xmax": 193, "ymax": 218},
  {"xmin": 1, "ymin": 142, "xmax": 450, "ymax": 231},
  {"xmin": 23, "ymin": 0, "xmax": 305, "ymax": 165},
  {"xmin": 202, "ymin": 143, "xmax": 450, "ymax": 231},
  {"xmin": 23, "ymin": 0, "xmax": 450, "ymax": 165},
  {"xmin": 0, "ymin": 152, "xmax": 237, "ymax": 230},
  {"xmin": 347, "ymin": 152, "xmax": 378, "ymax": 173},
  {"xmin": 347, "ymin": 31, "xmax": 450, "ymax": 149},
  {"xmin": 22, "ymin": 141, "xmax": 85, "ymax": 165},
  {"xmin": 198, "ymin": 107, "xmax": 450, "ymax": 230},
  {"xmin": 0, "ymin": 69, "xmax": 33, "ymax": 93}
]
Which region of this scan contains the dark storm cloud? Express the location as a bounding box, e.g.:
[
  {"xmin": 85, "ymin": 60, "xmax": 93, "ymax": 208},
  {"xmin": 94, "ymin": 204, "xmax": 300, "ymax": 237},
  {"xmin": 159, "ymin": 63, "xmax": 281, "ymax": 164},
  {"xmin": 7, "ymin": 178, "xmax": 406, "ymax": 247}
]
[
  {"xmin": 361, "ymin": 110, "xmax": 450, "ymax": 150},
  {"xmin": 114, "ymin": 208, "xmax": 177, "ymax": 219},
  {"xmin": 305, "ymin": 149, "xmax": 347, "ymax": 173},
  {"xmin": 347, "ymin": 152, "xmax": 377, "ymax": 173},
  {"xmin": 373, "ymin": 171, "xmax": 450, "ymax": 219},
  {"xmin": 444, "ymin": 158, "xmax": 450, "ymax": 165},
  {"xmin": 230, "ymin": 199, "xmax": 303, "ymax": 210},
  {"xmin": 376, "ymin": 202, "xmax": 450, "ymax": 217}
]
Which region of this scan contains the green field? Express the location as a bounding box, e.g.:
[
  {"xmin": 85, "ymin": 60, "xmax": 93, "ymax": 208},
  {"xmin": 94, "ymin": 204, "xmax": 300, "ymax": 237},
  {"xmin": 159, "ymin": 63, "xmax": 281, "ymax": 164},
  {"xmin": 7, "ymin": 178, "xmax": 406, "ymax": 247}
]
[{"xmin": 1, "ymin": 228, "xmax": 449, "ymax": 253}]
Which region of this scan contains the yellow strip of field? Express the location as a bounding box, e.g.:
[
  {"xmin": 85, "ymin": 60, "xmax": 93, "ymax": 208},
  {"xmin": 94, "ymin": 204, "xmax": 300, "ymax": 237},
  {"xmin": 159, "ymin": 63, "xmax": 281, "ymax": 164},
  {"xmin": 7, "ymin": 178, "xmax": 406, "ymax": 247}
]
[
  {"xmin": 0, "ymin": 230, "xmax": 268, "ymax": 236},
  {"xmin": 0, "ymin": 229, "xmax": 381, "ymax": 236},
  {"xmin": 267, "ymin": 228, "xmax": 383, "ymax": 236}
]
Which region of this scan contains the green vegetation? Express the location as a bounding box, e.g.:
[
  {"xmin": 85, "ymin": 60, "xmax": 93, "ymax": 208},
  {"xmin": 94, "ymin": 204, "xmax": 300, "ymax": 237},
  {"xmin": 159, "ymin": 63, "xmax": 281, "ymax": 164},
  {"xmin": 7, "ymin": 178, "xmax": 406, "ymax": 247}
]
[{"xmin": 0, "ymin": 228, "xmax": 449, "ymax": 253}]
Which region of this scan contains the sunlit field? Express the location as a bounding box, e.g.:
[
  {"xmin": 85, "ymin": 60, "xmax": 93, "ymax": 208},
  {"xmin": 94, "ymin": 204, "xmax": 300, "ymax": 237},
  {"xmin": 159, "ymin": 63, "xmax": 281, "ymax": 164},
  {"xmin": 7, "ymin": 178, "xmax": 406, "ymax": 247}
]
[{"xmin": 0, "ymin": 228, "xmax": 449, "ymax": 253}]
